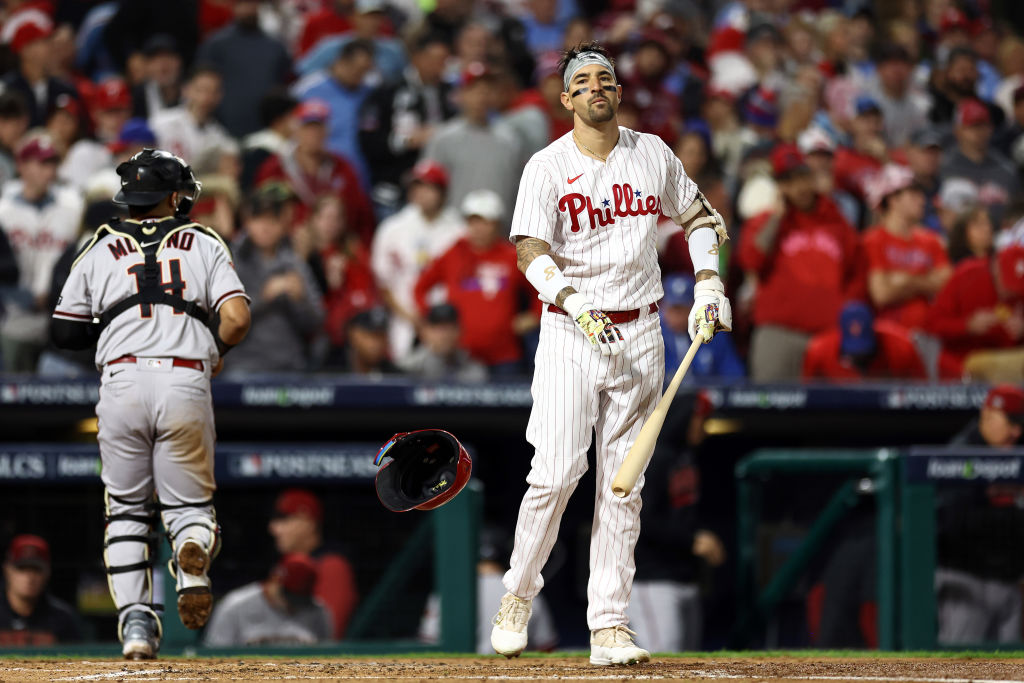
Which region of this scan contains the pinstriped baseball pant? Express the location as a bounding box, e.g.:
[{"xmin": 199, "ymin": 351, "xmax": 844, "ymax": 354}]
[{"xmin": 503, "ymin": 307, "xmax": 664, "ymax": 630}]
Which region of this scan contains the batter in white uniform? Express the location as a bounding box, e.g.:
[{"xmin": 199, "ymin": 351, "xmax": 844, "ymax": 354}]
[
  {"xmin": 489, "ymin": 43, "xmax": 732, "ymax": 665},
  {"xmin": 50, "ymin": 149, "xmax": 251, "ymax": 660}
]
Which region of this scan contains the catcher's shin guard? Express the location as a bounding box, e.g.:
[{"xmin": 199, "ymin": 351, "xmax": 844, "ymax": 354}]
[
  {"xmin": 161, "ymin": 501, "xmax": 219, "ymax": 629},
  {"xmin": 104, "ymin": 491, "xmax": 160, "ymax": 613}
]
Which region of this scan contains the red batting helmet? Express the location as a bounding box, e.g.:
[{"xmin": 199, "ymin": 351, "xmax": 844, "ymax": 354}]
[{"xmin": 373, "ymin": 429, "xmax": 472, "ymax": 512}]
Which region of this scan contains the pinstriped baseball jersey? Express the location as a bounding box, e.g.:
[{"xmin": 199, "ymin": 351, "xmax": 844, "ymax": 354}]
[
  {"xmin": 52, "ymin": 218, "xmax": 248, "ymax": 367},
  {"xmin": 509, "ymin": 127, "xmax": 699, "ymax": 310}
]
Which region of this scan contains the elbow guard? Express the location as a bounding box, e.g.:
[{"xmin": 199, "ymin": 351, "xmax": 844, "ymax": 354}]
[
  {"xmin": 50, "ymin": 317, "xmax": 100, "ymax": 350},
  {"xmin": 677, "ymin": 190, "xmax": 729, "ymax": 244}
]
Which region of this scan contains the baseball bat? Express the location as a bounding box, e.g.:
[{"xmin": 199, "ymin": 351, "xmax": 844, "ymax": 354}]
[{"xmin": 611, "ymin": 334, "xmax": 703, "ymax": 498}]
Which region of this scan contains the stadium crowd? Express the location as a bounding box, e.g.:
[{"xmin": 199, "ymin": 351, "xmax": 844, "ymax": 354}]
[{"xmin": 0, "ymin": 0, "xmax": 1023, "ymax": 383}]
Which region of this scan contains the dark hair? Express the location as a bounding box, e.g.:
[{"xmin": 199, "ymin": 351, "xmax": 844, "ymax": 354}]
[
  {"xmin": 186, "ymin": 62, "xmax": 222, "ymax": 83},
  {"xmin": 945, "ymin": 46, "xmax": 977, "ymax": 68},
  {"xmin": 259, "ymin": 90, "xmax": 298, "ymax": 128},
  {"xmin": 127, "ymin": 198, "xmax": 169, "ymax": 219},
  {"xmin": 338, "ymin": 38, "xmax": 374, "ymax": 62},
  {"xmin": 0, "ymin": 91, "xmax": 28, "ymax": 120},
  {"xmin": 948, "ymin": 204, "xmax": 990, "ymax": 263},
  {"xmin": 557, "ymin": 41, "xmax": 615, "ymax": 88},
  {"xmin": 412, "ymin": 31, "xmax": 449, "ymax": 54}
]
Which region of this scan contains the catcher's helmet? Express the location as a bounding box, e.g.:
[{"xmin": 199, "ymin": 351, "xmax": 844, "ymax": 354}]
[
  {"xmin": 113, "ymin": 148, "xmax": 202, "ymax": 214},
  {"xmin": 373, "ymin": 429, "xmax": 472, "ymax": 512}
]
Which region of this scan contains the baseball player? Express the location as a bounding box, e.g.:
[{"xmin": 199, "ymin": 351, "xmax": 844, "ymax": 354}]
[
  {"xmin": 489, "ymin": 43, "xmax": 731, "ymax": 665},
  {"xmin": 50, "ymin": 149, "xmax": 251, "ymax": 659}
]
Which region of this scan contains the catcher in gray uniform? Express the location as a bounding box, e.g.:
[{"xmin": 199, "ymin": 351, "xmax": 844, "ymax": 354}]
[{"xmin": 50, "ymin": 148, "xmax": 251, "ymax": 659}]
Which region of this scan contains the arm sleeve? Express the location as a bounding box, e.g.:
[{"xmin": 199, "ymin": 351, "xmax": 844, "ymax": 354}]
[
  {"xmin": 0, "ymin": 227, "xmax": 17, "ymax": 285},
  {"xmin": 281, "ymin": 260, "xmax": 325, "ymax": 336},
  {"xmin": 862, "ymin": 232, "xmax": 885, "ymax": 273},
  {"xmin": 413, "ymin": 253, "xmax": 445, "ymax": 315},
  {"xmin": 736, "ymin": 212, "xmax": 774, "ymax": 275},
  {"xmin": 204, "ymin": 237, "xmax": 249, "ymax": 312},
  {"xmin": 508, "ymin": 160, "xmax": 558, "ymax": 243},
  {"xmin": 659, "ymin": 139, "xmax": 699, "ymax": 221},
  {"xmin": 52, "ymin": 255, "xmax": 93, "ymax": 322},
  {"xmin": 927, "ymin": 275, "xmax": 970, "ymax": 340}
]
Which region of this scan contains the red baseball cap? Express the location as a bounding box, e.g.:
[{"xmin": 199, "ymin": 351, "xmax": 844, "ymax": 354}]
[
  {"xmin": 92, "ymin": 79, "xmax": 132, "ymax": 112},
  {"xmin": 984, "ymin": 384, "xmax": 1024, "ymax": 423},
  {"xmin": 866, "ymin": 163, "xmax": 916, "ymax": 209},
  {"xmin": 771, "ymin": 143, "xmax": 809, "ymax": 178},
  {"xmin": 6, "ymin": 534, "xmax": 50, "ymax": 569},
  {"xmin": 461, "ymin": 61, "xmax": 492, "ymax": 88},
  {"xmin": 939, "ymin": 8, "xmax": 970, "ymax": 34},
  {"xmin": 955, "ymin": 98, "xmax": 991, "ymax": 128},
  {"xmin": 997, "ymin": 245, "xmax": 1024, "ymax": 299},
  {"xmin": 273, "ymin": 488, "xmax": 323, "ymax": 523},
  {"xmin": 8, "ymin": 16, "xmax": 52, "ymax": 54},
  {"xmin": 271, "ymin": 553, "xmax": 318, "ymax": 596},
  {"xmin": 17, "ymin": 136, "xmax": 58, "ymax": 163},
  {"xmin": 294, "ymin": 99, "xmax": 330, "ymax": 124},
  {"xmin": 410, "ymin": 159, "xmax": 448, "ymax": 189}
]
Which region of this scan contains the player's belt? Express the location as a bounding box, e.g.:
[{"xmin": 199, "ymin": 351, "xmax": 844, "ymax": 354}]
[
  {"xmin": 107, "ymin": 356, "xmax": 205, "ymax": 372},
  {"xmin": 545, "ymin": 303, "xmax": 658, "ymax": 324}
]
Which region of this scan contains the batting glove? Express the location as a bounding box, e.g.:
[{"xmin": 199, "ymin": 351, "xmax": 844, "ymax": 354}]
[
  {"xmin": 688, "ymin": 277, "xmax": 733, "ymax": 343},
  {"xmin": 564, "ymin": 293, "xmax": 625, "ymax": 356}
]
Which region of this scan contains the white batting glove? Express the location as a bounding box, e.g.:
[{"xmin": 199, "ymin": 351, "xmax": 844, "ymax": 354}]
[
  {"xmin": 688, "ymin": 277, "xmax": 733, "ymax": 343},
  {"xmin": 564, "ymin": 293, "xmax": 625, "ymax": 356}
]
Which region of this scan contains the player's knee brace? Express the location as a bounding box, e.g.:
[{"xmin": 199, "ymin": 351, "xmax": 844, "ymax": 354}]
[{"xmin": 104, "ymin": 491, "xmax": 160, "ymax": 609}]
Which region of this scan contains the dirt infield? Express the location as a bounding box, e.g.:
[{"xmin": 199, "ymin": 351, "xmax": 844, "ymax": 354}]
[{"xmin": 4, "ymin": 656, "xmax": 1024, "ymax": 682}]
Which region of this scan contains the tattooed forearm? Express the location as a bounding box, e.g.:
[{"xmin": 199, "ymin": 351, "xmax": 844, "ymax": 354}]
[
  {"xmin": 695, "ymin": 269, "xmax": 717, "ymax": 282},
  {"xmin": 514, "ymin": 236, "xmax": 552, "ymax": 273},
  {"xmin": 555, "ymin": 286, "xmax": 576, "ymax": 309}
]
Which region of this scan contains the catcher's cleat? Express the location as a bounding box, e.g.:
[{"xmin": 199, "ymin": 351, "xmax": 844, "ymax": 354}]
[
  {"xmin": 491, "ymin": 592, "xmax": 531, "ymax": 658},
  {"xmin": 173, "ymin": 539, "xmax": 213, "ymax": 629},
  {"xmin": 589, "ymin": 625, "xmax": 650, "ymax": 666},
  {"xmin": 121, "ymin": 610, "xmax": 160, "ymax": 660}
]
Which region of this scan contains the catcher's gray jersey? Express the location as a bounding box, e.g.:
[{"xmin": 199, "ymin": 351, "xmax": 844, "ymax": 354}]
[{"xmin": 52, "ymin": 218, "xmax": 248, "ymax": 367}]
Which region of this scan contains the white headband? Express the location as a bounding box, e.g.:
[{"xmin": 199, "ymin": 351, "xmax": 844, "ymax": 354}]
[{"xmin": 563, "ymin": 51, "xmax": 616, "ymax": 92}]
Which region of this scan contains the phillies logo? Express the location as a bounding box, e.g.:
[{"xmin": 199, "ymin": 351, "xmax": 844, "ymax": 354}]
[{"xmin": 558, "ymin": 183, "xmax": 662, "ymax": 233}]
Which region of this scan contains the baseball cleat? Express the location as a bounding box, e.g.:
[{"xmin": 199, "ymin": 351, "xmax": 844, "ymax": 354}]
[
  {"xmin": 174, "ymin": 539, "xmax": 212, "ymax": 629},
  {"xmin": 121, "ymin": 610, "xmax": 159, "ymax": 660},
  {"xmin": 491, "ymin": 592, "xmax": 531, "ymax": 658},
  {"xmin": 589, "ymin": 625, "xmax": 650, "ymax": 666}
]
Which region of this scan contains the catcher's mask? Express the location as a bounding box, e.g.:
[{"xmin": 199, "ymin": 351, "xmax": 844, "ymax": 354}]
[
  {"xmin": 373, "ymin": 429, "xmax": 472, "ymax": 512},
  {"xmin": 113, "ymin": 148, "xmax": 202, "ymax": 216}
]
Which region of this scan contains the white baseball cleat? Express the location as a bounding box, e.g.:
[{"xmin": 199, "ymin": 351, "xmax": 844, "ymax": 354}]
[
  {"xmin": 173, "ymin": 539, "xmax": 213, "ymax": 629},
  {"xmin": 491, "ymin": 592, "xmax": 532, "ymax": 658},
  {"xmin": 589, "ymin": 625, "xmax": 651, "ymax": 666}
]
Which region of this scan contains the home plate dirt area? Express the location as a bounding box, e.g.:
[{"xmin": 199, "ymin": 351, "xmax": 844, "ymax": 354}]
[{"xmin": 4, "ymin": 656, "xmax": 1024, "ymax": 682}]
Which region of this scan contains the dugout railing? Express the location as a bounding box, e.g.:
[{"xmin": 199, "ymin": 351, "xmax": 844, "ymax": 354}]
[{"xmin": 734, "ymin": 447, "xmax": 1024, "ymax": 651}]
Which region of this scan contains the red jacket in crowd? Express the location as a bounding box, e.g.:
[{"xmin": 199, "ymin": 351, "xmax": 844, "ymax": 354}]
[
  {"xmin": 927, "ymin": 257, "xmax": 1024, "ymax": 369},
  {"xmin": 802, "ymin": 320, "xmax": 927, "ymax": 380},
  {"xmin": 833, "ymin": 146, "xmax": 882, "ymax": 200},
  {"xmin": 413, "ymin": 238, "xmax": 538, "ymax": 366},
  {"xmin": 321, "ymin": 242, "xmax": 378, "ymax": 346},
  {"xmin": 255, "ymin": 152, "xmax": 376, "ymax": 247},
  {"xmin": 738, "ymin": 196, "xmax": 863, "ymax": 334},
  {"xmin": 862, "ymin": 224, "xmax": 949, "ymax": 332}
]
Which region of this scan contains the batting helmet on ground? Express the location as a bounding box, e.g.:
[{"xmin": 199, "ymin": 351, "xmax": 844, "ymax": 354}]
[
  {"xmin": 373, "ymin": 429, "xmax": 472, "ymax": 512},
  {"xmin": 113, "ymin": 148, "xmax": 202, "ymax": 214}
]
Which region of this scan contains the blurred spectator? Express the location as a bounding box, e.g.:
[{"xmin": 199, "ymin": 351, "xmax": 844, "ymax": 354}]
[
  {"xmin": 268, "ymin": 489, "xmax": 359, "ymax": 640},
  {"xmin": 418, "ymin": 525, "xmax": 558, "ymax": 653},
  {"xmin": 241, "ymin": 91, "xmax": 297, "ymax": 193},
  {"xmin": 905, "ymin": 129, "xmax": 944, "ymax": 233},
  {"xmin": 45, "ymin": 94, "xmax": 85, "ymax": 159},
  {"xmin": 619, "ymin": 36, "xmax": 682, "ymax": 143},
  {"xmin": 929, "ymin": 47, "xmax": 1005, "ymax": 131},
  {"xmin": 0, "ymin": 137, "xmax": 84, "ymax": 372},
  {"xmin": 797, "ymin": 125, "xmax": 861, "ymax": 229},
  {"xmin": 333, "ymin": 306, "xmax": 400, "ymax": 374},
  {"xmin": 948, "ymin": 204, "xmax": 995, "ymax": 264},
  {"xmin": 928, "ymin": 245, "xmax": 1024, "ymax": 379},
  {"xmin": 202, "ymin": 553, "xmax": 332, "ymax": 646},
  {"xmin": 256, "ymin": 99, "xmax": 375, "ymax": 244},
  {"xmin": 0, "ymin": 535, "xmax": 81, "ymax": 645},
  {"xmin": 833, "ymin": 95, "xmax": 887, "ymax": 202},
  {"xmin": 0, "ymin": 92, "xmax": 30, "ymax": 187},
  {"xmin": 1, "ymin": 12, "xmax": 81, "ymax": 128},
  {"xmin": 660, "ymin": 274, "xmax": 745, "ymax": 384},
  {"xmin": 358, "ymin": 32, "xmax": 456, "ymax": 216},
  {"xmin": 739, "ymin": 85, "xmax": 779, "ymax": 159},
  {"xmin": 413, "ymin": 190, "xmax": 537, "ymax": 374},
  {"xmin": 493, "ymin": 67, "xmax": 550, "ymax": 165},
  {"xmin": 189, "ymin": 175, "xmax": 240, "ymax": 241},
  {"xmin": 1001, "ymin": 83, "xmax": 1024, "ymax": 164},
  {"xmin": 738, "ymin": 144, "xmax": 862, "ymax": 382},
  {"xmin": 297, "ymin": 0, "xmax": 407, "ymax": 86},
  {"xmin": 304, "ymin": 195, "xmax": 378, "ymax": 349},
  {"xmin": 195, "ymin": 0, "xmax": 292, "ymax": 138},
  {"xmin": 296, "ymin": 0, "xmax": 354, "ymax": 59},
  {"xmin": 940, "ymin": 98, "xmax": 1020, "ymax": 226},
  {"xmin": 422, "ymin": 62, "xmax": 522, "ymax": 216},
  {"xmin": 936, "ymin": 177, "xmax": 981, "ymax": 236},
  {"xmin": 150, "ymin": 65, "xmax": 233, "ymax": 165},
  {"xmin": 59, "ymin": 79, "xmax": 133, "ymax": 190},
  {"xmin": 103, "ymin": 2, "xmax": 200, "ymax": 71},
  {"xmin": 628, "ymin": 393, "xmax": 725, "ymax": 652},
  {"xmin": 802, "ymin": 302, "xmax": 927, "ymax": 381},
  {"xmin": 937, "ymin": 385, "xmax": 1024, "ymax": 645},
  {"xmin": 862, "ymin": 164, "xmax": 951, "ymax": 332},
  {"xmin": 130, "ymin": 34, "xmax": 183, "ymax": 120},
  {"xmin": 533, "ymin": 50, "xmax": 574, "ymax": 143},
  {"xmin": 293, "ymin": 38, "xmax": 375, "ymax": 189},
  {"xmin": 868, "ymin": 43, "xmax": 930, "ymax": 147},
  {"xmin": 400, "ymin": 303, "xmax": 488, "ymax": 382},
  {"xmin": 228, "ymin": 186, "xmax": 324, "ymax": 373},
  {"xmin": 370, "ymin": 160, "xmax": 464, "ymax": 361}
]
